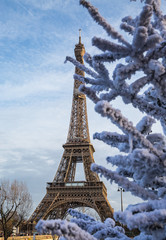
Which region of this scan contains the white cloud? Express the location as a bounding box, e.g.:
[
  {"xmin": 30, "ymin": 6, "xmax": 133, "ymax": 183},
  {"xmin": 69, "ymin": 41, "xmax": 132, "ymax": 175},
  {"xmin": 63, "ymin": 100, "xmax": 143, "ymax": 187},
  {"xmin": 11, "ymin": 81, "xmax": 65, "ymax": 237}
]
[{"xmin": 17, "ymin": 0, "xmax": 77, "ymax": 11}]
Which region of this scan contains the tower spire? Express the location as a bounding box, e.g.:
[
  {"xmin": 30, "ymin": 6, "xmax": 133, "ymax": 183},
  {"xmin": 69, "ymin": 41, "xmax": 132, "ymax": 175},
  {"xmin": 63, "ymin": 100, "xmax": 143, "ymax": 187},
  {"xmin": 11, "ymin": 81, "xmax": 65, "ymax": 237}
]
[{"xmin": 79, "ymin": 29, "xmax": 81, "ymax": 44}]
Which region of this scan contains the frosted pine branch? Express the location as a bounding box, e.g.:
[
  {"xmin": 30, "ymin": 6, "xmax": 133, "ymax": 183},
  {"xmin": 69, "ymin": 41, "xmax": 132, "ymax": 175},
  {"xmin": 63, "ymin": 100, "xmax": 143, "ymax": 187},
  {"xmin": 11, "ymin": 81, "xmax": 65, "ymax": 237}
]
[
  {"xmin": 138, "ymin": 4, "xmax": 153, "ymax": 27},
  {"xmin": 143, "ymin": 34, "xmax": 162, "ymax": 50},
  {"xmin": 107, "ymin": 148, "xmax": 165, "ymax": 188},
  {"xmin": 129, "ymin": 76, "xmax": 150, "ymax": 95},
  {"xmin": 152, "ymin": 0, "xmax": 166, "ymax": 39},
  {"xmin": 93, "ymin": 226, "xmax": 129, "ymax": 239},
  {"xmin": 91, "ymin": 163, "xmax": 158, "ymax": 200},
  {"xmin": 95, "ymin": 100, "xmax": 161, "ymax": 157},
  {"xmin": 106, "ymin": 155, "xmax": 129, "ymax": 167},
  {"xmin": 126, "ymin": 199, "xmax": 166, "ymax": 213},
  {"xmin": 132, "ymin": 26, "xmax": 148, "ymax": 50},
  {"xmin": 67, "ymin": 209, "xmax": 130, "ymax": 240},
  {"xmin": 79, "ymin": 85, "xmax": 100, "ymax": 103},
  {"xmin": 68, "ymin": 209, "xmax": 95, "ymax": 222},
  {"xmin": 146, "ymin": 40, "xmax": 166, "ymax": 60},
  {"xmin": 93, "ymin": 131, "xmax": 128, "ymax": 145},
  {"xmin": 36, "ymin": 219, "xmax": 97, "ymax": 240},
  {"xmin": 79, "ymin": 0, "xmax": 131, "ymax": 47},
  {"xmin": 120, "ymin": 22, "xmax": 135, "ymax": 35},
  {"xmin": 136, "ymin": 116, "xmax": 156, "ymax": 135},
  {"xmin": 64, "ymin": 0, "xmax": 166, "ymax": 238},
  {"xmin": 131, "ymin": 96, "xmax": 166, "ymax": 120},
  {"xmin": 91, "ymin": 61, "xmax": 110, "ymax": 81},
  {"xmin": 93, "ymin": 131, "xmax": 132, "ymax": 153},
  {"xmin": 65, "ymin": 56, "xmax": 98, "ymax": 78},
  {"xmin": 93, "ymin": 52, "xmax": 125, "ymax": 63},
  {"xmin": 115, "ymin": 209, "xmax": 166, "ymax": 237},
  {"xmin": 122, "ymin": 15, "xmax": 136, "ymax": 28},
  {"xmin": 100, "ymin": 90, "xmax": 118, "ymax": 101},
  {"xmin": 92, "ymin": 37, "xmax": 131, "ymax": 54},
  {"xmin": 84, "ymin": 52, "xmax": 93, "ymax": 67}
]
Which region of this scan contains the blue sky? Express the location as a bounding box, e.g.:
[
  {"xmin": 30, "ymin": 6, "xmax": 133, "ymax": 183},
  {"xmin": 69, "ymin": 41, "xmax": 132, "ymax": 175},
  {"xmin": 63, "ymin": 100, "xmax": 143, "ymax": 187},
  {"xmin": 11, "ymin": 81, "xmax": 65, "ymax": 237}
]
[{"xmin": 0, "ymin": 0, "xmax": 165, "ymax": 214}]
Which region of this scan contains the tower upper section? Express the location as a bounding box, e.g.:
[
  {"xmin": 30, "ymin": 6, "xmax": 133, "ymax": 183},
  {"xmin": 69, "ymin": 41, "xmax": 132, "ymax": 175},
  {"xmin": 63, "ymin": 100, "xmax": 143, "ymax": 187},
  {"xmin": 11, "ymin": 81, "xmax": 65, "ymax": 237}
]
[{"xmin": 66, "ymin": 32, "xmax": 90, "ymax": 144}]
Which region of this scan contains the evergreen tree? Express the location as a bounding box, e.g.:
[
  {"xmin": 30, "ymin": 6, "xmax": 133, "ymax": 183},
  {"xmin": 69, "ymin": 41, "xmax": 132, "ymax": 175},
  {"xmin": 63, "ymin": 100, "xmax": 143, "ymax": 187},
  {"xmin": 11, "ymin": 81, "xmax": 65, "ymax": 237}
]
[{"xmin": 36, "ymin": 0, "xmax": 166, "ymax": 239}]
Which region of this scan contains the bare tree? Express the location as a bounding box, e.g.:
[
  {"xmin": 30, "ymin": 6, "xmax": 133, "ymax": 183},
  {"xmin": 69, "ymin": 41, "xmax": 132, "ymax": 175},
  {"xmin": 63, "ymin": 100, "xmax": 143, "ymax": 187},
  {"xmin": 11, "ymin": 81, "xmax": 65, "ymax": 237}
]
[{"xmin": 0, "ymin": 180, "xmax": 32, "ymax": 240}]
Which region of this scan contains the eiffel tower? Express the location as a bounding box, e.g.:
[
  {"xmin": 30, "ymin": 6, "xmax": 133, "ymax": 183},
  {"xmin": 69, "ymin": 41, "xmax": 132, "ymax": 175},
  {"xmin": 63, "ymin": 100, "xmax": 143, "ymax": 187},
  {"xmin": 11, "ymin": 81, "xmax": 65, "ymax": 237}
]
[{"xmin": 28, "ymin": 32, "xmax": 114, "ymax": 226}]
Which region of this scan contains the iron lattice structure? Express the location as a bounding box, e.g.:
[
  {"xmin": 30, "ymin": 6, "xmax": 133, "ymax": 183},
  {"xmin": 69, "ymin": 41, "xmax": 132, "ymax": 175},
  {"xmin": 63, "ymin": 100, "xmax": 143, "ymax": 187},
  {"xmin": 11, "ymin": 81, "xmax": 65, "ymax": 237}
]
[{"xmin": 28, "ymin": 36, "xmax": 114, "ymax": 225}]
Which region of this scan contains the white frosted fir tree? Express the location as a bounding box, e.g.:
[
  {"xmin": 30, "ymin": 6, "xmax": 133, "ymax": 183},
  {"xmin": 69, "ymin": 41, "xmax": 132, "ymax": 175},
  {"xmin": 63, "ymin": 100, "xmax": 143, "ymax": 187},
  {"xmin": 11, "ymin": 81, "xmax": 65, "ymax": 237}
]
[{"xmin": 36, "ymin": 0, "xmax": 166, "ymax": 239}]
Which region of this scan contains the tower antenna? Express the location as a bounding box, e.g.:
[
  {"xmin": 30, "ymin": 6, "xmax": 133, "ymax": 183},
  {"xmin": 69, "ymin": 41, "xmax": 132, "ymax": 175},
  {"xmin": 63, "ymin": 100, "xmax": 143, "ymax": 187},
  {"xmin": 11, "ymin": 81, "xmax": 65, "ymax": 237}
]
[{"xmin": 79, "ymin": 29, "xmax": 81, "ymax": 43}]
